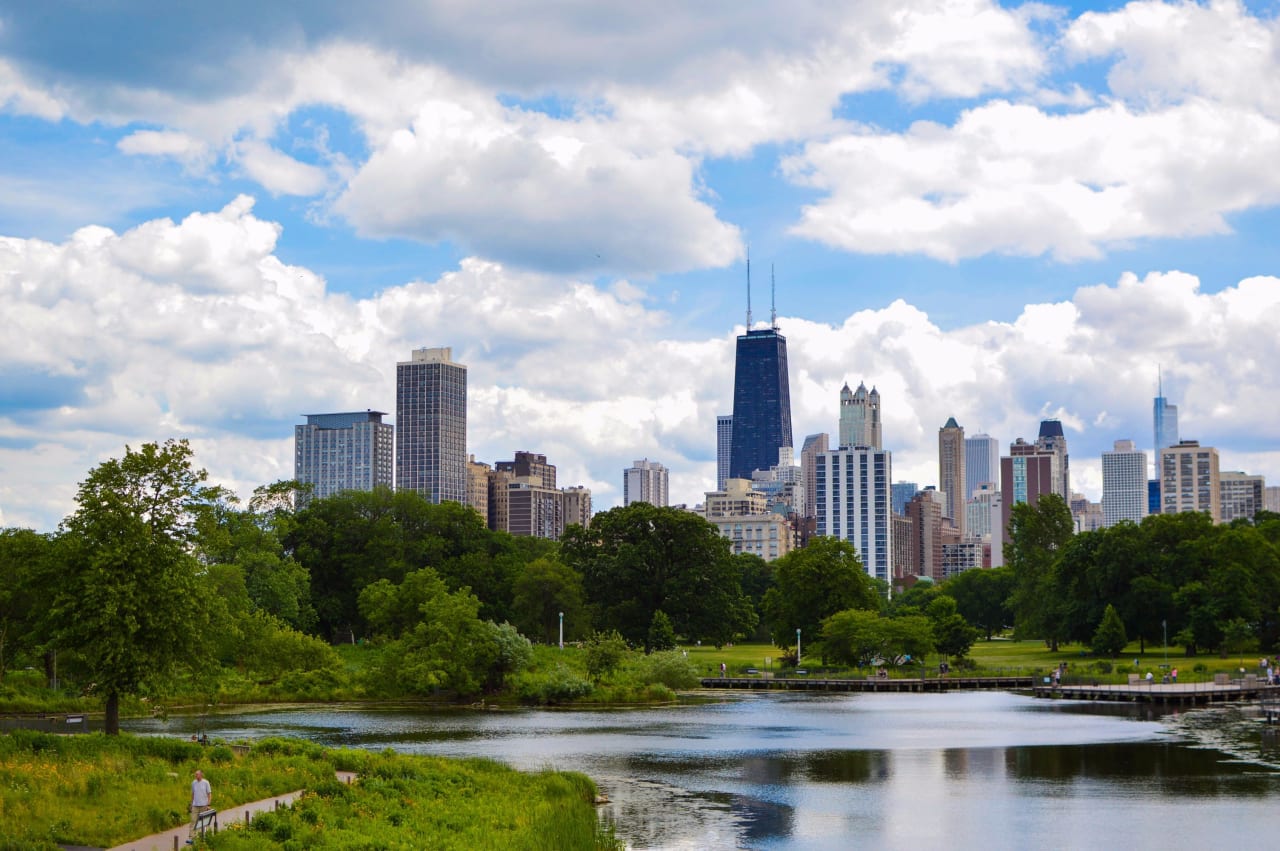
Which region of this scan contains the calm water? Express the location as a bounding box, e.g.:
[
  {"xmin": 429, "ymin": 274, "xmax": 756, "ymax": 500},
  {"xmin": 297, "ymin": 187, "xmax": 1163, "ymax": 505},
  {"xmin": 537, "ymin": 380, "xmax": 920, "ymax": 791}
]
[{"xmin": 123, "ymin": 692, "xmax": 1280, "ymax": 850}]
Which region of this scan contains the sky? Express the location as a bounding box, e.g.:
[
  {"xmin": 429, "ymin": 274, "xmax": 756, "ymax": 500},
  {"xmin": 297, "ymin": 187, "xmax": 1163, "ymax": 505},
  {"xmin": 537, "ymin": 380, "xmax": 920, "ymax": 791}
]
[{"xmin": 2, "ymin": 0, "xmax": 1279, "ymax": 531}]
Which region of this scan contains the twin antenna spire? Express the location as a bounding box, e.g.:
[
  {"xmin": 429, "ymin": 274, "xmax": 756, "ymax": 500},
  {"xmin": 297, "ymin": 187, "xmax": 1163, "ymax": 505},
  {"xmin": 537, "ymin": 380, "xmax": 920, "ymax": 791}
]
[{"xmin": 744, "ymin": 248, "xmax": 778, "ymax": 331}]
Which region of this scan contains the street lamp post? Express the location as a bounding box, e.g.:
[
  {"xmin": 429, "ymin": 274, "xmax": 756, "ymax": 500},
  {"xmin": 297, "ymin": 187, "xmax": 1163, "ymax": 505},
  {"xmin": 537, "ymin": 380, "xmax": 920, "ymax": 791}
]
[
  {"xmin": 559, "ymin": 612, "xmax": 564, "ymax": 650},
  {"xmin": 796, "ymin": 628, "xmax": 802, "ymax": 668}
]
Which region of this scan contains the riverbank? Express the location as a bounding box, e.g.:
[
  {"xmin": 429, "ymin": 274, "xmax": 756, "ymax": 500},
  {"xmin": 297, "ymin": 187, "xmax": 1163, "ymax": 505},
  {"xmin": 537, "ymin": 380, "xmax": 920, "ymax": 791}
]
[{"xmin": 0, "ymin": 731, "xmax": 619, "ymax": 850}]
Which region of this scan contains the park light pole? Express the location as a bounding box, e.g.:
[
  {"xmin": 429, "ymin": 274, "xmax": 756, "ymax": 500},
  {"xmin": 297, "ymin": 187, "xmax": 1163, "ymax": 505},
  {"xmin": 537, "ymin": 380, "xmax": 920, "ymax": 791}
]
[
  {"xmin": 796, "ymin": 628, "xmax": 801, "ymax": 668},
  {"xmin": 559, "ymin": 612, "xmax": 564, "ymax": 650}
]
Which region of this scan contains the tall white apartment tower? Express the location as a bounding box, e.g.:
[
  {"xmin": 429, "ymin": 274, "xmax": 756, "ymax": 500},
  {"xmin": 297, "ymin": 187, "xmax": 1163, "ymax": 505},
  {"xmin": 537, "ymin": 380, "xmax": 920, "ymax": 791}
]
[
  {"xmin": 1101, "ymin": 439, "xmax": 1148, "ymax": 526},
  {"xmin": 813, "ymin": 446, "xmax": 893, "ymax": 582},
  {"xmin": 623, "ymin": 458, "xmax": 670, "ymax": 507},
  {"xmin": 716, "ymin": 415, "xmax": 733, "ymax": 490},
  {"xmin": 396, "ymin": 346, "xmax": 468, "ymax": 504},
  {"xmin": 965, "ymin": 434, "xmax": 1000, "ymax": 496}
]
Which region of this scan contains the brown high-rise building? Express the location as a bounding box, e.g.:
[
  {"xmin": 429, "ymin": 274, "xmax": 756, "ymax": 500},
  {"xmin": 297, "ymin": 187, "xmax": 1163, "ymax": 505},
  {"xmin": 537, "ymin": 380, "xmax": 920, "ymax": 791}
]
[
  {"xmin": 938, "ymin": 417, "xmax": 966, "ymax": 538},
  {"xmin": 495, "ymin": 451, "xmax": 556, "ymax": 489},
  {"xmin": 1000, "ymin": 441, "xmax": 1056, "ymax": 537},
  {"xmin": 905, "ymin": 489, "xmax": 944, "ymax": 582}
]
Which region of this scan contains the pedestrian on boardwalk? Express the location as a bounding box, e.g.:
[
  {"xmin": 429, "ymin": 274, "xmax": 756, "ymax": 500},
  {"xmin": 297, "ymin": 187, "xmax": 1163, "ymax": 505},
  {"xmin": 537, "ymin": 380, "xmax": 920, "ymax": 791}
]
[
  {"xmin": 1171, "ymin": 667, "xmax": 1178, "ymax": 683},
  {"xmin": 720, "ymin": 662, "xmax": 726, "ymax": 676},
  {"xmin": 189, "ymin": 768, "xmax": 213, "ymax": 843}
]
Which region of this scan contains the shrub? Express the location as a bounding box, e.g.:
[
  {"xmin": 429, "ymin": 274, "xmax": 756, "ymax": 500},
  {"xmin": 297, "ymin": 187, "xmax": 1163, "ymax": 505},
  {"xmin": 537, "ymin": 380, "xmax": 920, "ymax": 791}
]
[{"xmin": 633, "ymin": 651, "xmax": 700, "ymax": 689}]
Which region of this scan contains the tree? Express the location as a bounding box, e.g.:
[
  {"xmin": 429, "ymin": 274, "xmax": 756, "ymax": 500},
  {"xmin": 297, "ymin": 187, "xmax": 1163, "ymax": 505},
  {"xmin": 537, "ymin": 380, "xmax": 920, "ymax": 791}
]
[
  {"xmin": 927, "ymin": 596, "xmax": 979, "ymax": 660},
  {"xmin": 0, "ymin": 528, "xmax": 52, "ymax": 682},
  {"xmin": 1090, "ymin": 604, "xmax": 1128, "ymax": 658},
  {"xmin": 820, "ymin": 609, "xmax": 934, "ymax": 668},
  {"xmin": 49, "ymin": 440, "xmax": 220, "ymax": 734},
  {"xmin": 647, "ymin": 610, "xmax": 677, "ymax": 653},
  {"xmin": 562, "ymin": 503, "xmax": 756, "ymax": 650},
  {"xmin": 1006, "ymin": 494, "xmax": 1073, "ymax": 650},
  {"xmin": 943, "ymin": 566, "xmax": 1013, "ymax": 640},
  {"xmin": 510, "ymin": 557, "xmax": 589, "ymax": 645},
  {"xmin": 761, "ymin": 537, "xmax": 880, "ymax": 649},
  {"xmin": 583, "ymin": 630, "xmax": 629, "ymax": 682}
]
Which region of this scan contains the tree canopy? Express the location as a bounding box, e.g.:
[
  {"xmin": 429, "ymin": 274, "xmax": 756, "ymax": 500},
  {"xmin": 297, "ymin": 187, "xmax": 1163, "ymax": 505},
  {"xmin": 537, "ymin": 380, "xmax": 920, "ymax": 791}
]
[{"xmin": 761, "ymin": 536, "xmax": 881, "ymax": 649}]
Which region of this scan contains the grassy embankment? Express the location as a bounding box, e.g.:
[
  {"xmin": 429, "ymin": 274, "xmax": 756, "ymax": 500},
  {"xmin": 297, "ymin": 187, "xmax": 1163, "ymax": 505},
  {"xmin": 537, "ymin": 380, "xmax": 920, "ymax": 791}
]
[
  {"xmin": 684, "ymin": 639, "xmax": 1264, "ymax": 684},
  {"xmin": 0, "ymin": 731, "xmax": 619, "ymax": 850}
]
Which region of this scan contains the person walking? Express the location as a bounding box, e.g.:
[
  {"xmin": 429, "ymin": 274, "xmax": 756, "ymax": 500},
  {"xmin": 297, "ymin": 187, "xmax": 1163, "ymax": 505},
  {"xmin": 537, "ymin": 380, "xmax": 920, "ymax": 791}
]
[{"xmin": 188, "ymin": 768, "xmax": 213, "ymax": 843}]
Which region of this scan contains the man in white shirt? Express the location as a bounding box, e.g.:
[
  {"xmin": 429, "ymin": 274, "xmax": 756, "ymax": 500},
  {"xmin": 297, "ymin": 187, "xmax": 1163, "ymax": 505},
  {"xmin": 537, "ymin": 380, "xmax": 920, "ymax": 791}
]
[{"xmin": 189, "ymin": 768, "xmax": 213, "ymax": 842}]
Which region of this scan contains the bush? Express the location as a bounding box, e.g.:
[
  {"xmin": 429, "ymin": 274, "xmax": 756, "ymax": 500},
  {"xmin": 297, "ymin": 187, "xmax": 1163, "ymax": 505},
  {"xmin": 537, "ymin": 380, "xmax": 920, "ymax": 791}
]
[
  {"xmin": 512, "ymin": 664, "xmax": 594, "ymax": 705},
  {"xmin": 1092, "ymin": 660, "xmax": 1113, "ymax": 674},
  {"xmin": 632, "ymin": 651, "xmax": 700, "ymax": 689}
]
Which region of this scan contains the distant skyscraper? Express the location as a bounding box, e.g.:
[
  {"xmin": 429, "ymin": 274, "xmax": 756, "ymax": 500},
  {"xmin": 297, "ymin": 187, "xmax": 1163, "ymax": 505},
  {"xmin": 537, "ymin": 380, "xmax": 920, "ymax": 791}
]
[
  {"xmin": 728, "ymin": 320, "xmax": 793, "ymax": 480},
  {"xmin": 838, "ymin": 381, "xmax": 881, "ymax": 448},
  {"xmin": 891, "ymin": 481, "xmax": 919, "ymax": 516},
  {"xmin": 814, "ymin": 446, "xmax": 893, "ymax": 582},
  {"xmin": 716, "ymin": 415, "xmax": 733, "ymax": 490},
  {"xmin": 1102, "ymin": 439, "xmax": 1148, "ymax": 527},
  {"xmin": 904, "ymin": 488, "xmax": 944, "ymax": 581},
  {"xmin": 1159, "ymin": 440, "xmax": 1220, "ymax": 522},
  {"xmin": 1266, "ymin": 486, "xmax": 1280, "ymax": 514},
  {"xmin": 294, "ymin": 411, "xmax": 393, "ymax": 508},
  {"xmin": 1035, "ymin": 419, "xmax": 1070, "ymax": 498},
  {"xmin": 965, "ymin": 434, "xmax": 1000, "ymax": 496},
  {"xmin": 396, "ymin": 346, "xmax": 467, "ymax": 504},
  {"xmin": 938, "ymin": 417, "xmax": 966, "ymax": 538},
  {"xmin": 1153, "ymin": 369, "xmax": 1179, "ymax": 480},
  {"xmin": 800, "ymin": 433, "xmax": 829, "ymax": 520},
  {"xmin": 1001, "ymin": 440, "xmax": 1056, "ymax": 535},
  {"xmin": 1220, "ymin": 472, "xmax": 1265, "ymax": 523},
  {"xmin": 624, "ymin": 458, "xmax": 669, "ymax": 507}
]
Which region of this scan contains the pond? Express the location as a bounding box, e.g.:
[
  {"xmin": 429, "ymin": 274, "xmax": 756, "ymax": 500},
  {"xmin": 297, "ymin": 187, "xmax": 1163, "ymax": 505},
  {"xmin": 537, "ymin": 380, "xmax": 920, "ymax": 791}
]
[{"xmin": 124, "ymin": 691, "xmax": 1280, "ymax": 850}]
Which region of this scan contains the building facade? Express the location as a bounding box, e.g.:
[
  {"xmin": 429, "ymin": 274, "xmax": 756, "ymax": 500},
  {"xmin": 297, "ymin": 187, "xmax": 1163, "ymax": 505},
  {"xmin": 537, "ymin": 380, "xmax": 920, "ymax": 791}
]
[
  {"xmin": 965, "ymin": 434, "xmax": 1000, "ymax": 495},
  {"xmin": 716, "ymin": 415, "xmax": 733, "ymax": 491},
  {"xmin": 1159, "ymin": 440, "xmax": 1220, "ymax": 522},
  {"xmin": 705, "ymin": 478, "xmax": 770, "ymax": 518},
  {"xmin": 294, "ymin": 411, "xmax": 393, "ymax": 507},
  {"xmin": 1266, "ymin": 486, "xmax": 1280, "ymax": 514},
  {"xmin": 623, "ymin": 458, "xmax": 669, "ymax": 507},
  {"xmin": 1101, "ymin": 439, "xmax": 1148, "ymax": 526},
  {"xmin": 1035, "ymin": 419, "xmax": 1070, "ymax": 499},
  {"xmin": 1153, "ymin": 372, "xmax": 1179, "ymax": 480},
  {"xmin": 466, "ymin": 455, "xmax": 491, "ymax": 520},
  {"xmin": 938, "ymin": 417, "xmax": 966, "ymax": 537},
  {"xmin": 904, "ymin": 488, "xmax": 944, "ymax": 581},
  {"xmin": 396, "ymin": 346, "xmax": 467, "ymax": 504},
  {"xmin": 813, "ymin": 446, "xmax": 893, "ymax": 582},
  {"xmin": 838, "ymin": 381, "xmax": 881, "ymax": 449},
  {"xmin": 891, "ymin": 481, "xmax": 919, "ymax": 516},
  {"xmin": 800, "ymin": 433, "xmax": 829, "ymax": 520},
  {"xmin": 1001, "ymin": 447, "xmax": 1056, "ymax": 535},
  {"xmin": 1220, "ymin": 472, "xmax": 1265, "ymax": 523},
  {"xmin": 707, "ymin": 512, "xmax": 795, "ymax": 561},
  {"xmin": 728, "ymin": 327, "xmax": 793, "ymax": 480}
]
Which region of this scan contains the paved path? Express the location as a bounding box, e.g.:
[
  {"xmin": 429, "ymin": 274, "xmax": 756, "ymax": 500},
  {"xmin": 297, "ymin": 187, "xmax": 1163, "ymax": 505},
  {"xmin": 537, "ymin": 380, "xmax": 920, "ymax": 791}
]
[{"xmin": 107, "ymin": 771, "xmax": 357, "ymax": 851}]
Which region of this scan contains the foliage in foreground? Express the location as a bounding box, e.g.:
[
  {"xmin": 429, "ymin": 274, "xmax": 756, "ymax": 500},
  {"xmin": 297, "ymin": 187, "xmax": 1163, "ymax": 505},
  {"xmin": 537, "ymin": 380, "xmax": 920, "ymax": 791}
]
[
  {"xmin": 0, "ymin": 732, "xmax": 618, "ymax": 851},
  {"xmin": 209, "ymin": 748, "xmax": 621, "ymax": 851}
]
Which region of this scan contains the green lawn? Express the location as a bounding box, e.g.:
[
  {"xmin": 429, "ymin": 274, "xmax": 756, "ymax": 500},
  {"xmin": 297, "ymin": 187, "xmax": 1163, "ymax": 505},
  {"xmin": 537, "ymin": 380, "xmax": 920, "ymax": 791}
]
[{"xmin": 682, "ymin": 638, "xmax": 1260, "ymax": 684}]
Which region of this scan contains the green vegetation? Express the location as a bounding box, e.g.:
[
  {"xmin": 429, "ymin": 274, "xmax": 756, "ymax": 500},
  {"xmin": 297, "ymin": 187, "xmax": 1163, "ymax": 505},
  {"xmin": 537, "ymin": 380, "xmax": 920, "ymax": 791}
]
[{"xmin": 0, "ymin": 732, "xmax": 617, "ymax": 851}]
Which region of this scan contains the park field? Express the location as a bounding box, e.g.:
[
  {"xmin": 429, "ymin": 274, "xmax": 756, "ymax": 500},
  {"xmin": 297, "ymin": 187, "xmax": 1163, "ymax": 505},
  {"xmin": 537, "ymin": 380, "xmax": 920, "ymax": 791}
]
[
  {"xmin": 683, "ymin": 638, "xmax": 1258, "ymax": 684},
  {"xmin": 0, "ymin": 731, "xmax": 618, "ymax": 850}
]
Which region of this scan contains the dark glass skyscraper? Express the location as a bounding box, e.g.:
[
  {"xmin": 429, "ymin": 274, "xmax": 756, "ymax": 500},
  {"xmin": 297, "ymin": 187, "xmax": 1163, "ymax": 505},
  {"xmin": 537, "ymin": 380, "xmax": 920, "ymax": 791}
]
[{"xmin": 728, "ymin": 327, "xmax": 793, "ymax": 480}]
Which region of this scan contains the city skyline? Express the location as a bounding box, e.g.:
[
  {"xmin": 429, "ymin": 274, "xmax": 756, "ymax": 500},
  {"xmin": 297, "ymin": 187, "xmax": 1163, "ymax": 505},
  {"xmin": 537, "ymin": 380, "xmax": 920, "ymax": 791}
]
[{"xmin": 2, "ymin": 2, "xmax": 1279, "ymax": 529}]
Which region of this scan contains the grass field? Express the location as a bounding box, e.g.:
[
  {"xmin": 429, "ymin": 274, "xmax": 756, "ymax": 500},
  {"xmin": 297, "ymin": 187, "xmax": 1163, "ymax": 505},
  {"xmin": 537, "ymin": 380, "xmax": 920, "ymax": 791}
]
[{"xmin": 682, "ymin": 638, "xmax": 1261, "ymax": 684}]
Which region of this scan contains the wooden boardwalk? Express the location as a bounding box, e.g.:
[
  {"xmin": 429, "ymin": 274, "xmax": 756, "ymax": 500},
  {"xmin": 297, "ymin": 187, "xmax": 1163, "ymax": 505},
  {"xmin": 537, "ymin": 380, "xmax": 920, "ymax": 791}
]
[
  {"xmin": 700, "ymin": 675, "xmax": 1034, "ymax": 693},
  {"xmin": 1031, "ymin": 681, "xmax": 1280, "ymax": 706}
]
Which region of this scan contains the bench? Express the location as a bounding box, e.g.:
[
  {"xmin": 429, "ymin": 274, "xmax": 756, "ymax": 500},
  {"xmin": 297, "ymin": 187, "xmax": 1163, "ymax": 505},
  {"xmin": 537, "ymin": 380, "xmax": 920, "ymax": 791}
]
[{"xmin": 194, "ymin": 808, "xmax": 218, "ymax": 838}]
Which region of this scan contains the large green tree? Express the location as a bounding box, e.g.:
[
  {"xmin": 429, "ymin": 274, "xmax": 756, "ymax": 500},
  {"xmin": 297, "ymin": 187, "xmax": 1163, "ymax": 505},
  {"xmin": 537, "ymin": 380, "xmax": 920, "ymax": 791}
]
[
  {"xmin": 509, "ymin": 557, "xmax": 589, "ymax": 645},
  {"xmin": 942, "ymin": 566, "xmax": 1013, "ymax": 640},
  {"xmin": 1006, "ymin": 494, "xmax": 1073, "ymax": 650},
  {"xmin": 760, "ymin": 536, "xmax": 880, "ymax": 649},
  {"xmin": 49, "ymin": 440, "xmax": 220, "ymax": 733},
  {"xmin": 0, "ymin": 528, "xmax": 53, "ymax": 682},
  {"xmin": 561, "ymin": 503, "xmax": 757, "ymax": 649}
]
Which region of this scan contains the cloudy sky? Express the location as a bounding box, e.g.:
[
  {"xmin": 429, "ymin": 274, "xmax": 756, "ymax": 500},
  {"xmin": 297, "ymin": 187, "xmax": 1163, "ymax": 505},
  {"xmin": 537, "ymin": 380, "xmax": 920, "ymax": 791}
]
[{"xmin": 3, "ymin": 0, "xmax": 1279, "ymax": 530}]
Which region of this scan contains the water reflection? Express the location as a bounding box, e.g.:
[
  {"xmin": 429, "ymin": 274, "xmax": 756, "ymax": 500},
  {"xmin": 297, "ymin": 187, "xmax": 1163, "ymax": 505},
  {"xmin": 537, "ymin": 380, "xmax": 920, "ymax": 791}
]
[{"xmin": 121, "ymin": 692, "xmax": 1280, "ymax": 850}]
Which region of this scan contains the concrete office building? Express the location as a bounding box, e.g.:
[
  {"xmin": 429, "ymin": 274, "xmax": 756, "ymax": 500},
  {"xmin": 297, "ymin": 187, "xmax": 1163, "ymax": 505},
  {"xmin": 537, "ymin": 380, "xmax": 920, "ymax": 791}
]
[
  {"xmin": 466, "ymin": 455, "xmax": 491, "ymax": 520},
  {"xmin": 1220, "ymin": 472, "xmax": 1265, "ymax": 523},
  {"xmin": 813, "ymin": 446, "xmax": 893, "ymax": 582},
  {"xmin": 800, "ymin": 433, "xmax": 829, "ymax": 519},
  {"xmin": 1102, "ymin": 439, "xmax": 1148, "ymax": 526},
  {"xmin": 705, "ymin": 478, "xmax": 770, "ymax": 518},
  {"xmin": 716, "ymin": 415, "xmax": 733, "ymax": 491},
  {"xmin": 1159, "ymin": 440, "xmax": 1220, "ymax": 522},
  {"xmin": 1266, "ymin": 486, "xmax": 1280, "ymax": 514},
  {"xmin": 707, "ymin": 512, "xmax": 794, "ymax": 561},
  {"xmin": 294, "ymin": 411, "xmax": 393, "ymax": 508},
  {"xmin": 839, "ymin": 381, "xmax": 881, "ymax": 449},
  {"xmin": 396, "ymin": 346, "xmax": 467, "ymax": 504},
  {"xmin": 965, "ymin": 434, "xmax": 1000, "ymax": 495},
  {"xmin": 938, "ymin": 417, "xmax": 966, "ymax": 537},
  {"xmin": 624, "ymin": 458, "xmax": 669, "ymax": 507}
]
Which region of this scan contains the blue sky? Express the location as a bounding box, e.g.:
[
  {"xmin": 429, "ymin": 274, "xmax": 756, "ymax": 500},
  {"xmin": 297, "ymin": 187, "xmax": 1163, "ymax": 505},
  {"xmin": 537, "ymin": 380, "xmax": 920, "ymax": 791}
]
[{"xmin": 1, "ymin": 0, "xmax": 1279, "ymax": 529}]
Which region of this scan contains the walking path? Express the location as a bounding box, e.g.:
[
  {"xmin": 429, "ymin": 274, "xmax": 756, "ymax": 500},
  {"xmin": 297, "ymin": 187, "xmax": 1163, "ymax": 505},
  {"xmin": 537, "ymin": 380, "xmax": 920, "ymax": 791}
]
[{"xmin": 107, "ymin": 771, "xmax": 357, "ymax": 851}]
